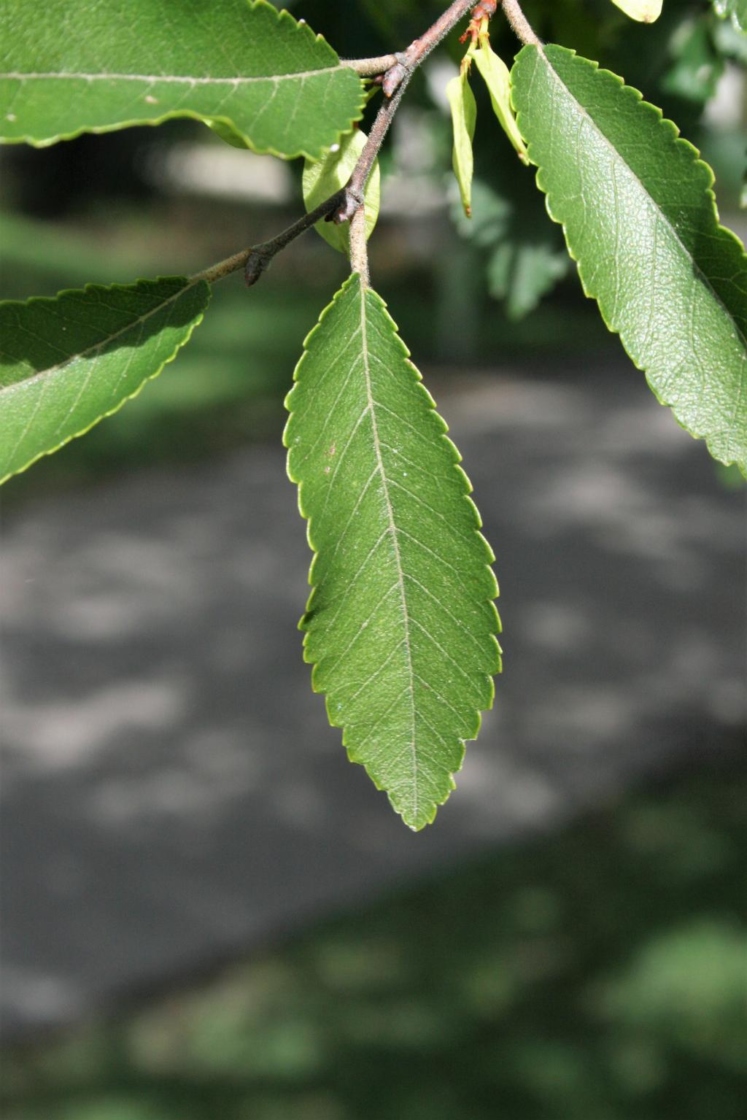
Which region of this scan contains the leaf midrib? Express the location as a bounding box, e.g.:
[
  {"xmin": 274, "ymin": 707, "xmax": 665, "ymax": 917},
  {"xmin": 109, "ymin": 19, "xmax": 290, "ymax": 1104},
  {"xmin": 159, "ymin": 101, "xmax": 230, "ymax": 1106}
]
[
  {"xmin": 538, "ymin": 46, "xmax": 747, "ymax": 354},
  {"xmin": 359, "ymin": 282, "xmax": 419, "ymax": 815},
  {"xmin": 1, "ymin": 67, "xmax": 342, "ymax": 85}
]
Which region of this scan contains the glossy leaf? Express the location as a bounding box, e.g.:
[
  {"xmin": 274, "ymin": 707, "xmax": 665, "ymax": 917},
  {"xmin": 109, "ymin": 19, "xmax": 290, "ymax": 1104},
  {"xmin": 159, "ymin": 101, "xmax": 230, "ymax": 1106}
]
[
  {"xmin": 446, "ymin": 70, "xmax": 477, "ymax": 217},
  {"xmin": 302, "ymin": 130, "xmax": 381, "ymax": 254},
  {"xmin": 0, "ymin": 0, "xmax": 364, "ymax": 159},
  {"xmin": 285, "ymin": 274, "xmax": 501, "ymax": 829},
  {"xmin": 0, "ymin": 278, "xmax": 210, "ymax": 482},
  {"xmin": 473, "ymin": 40, "xmax": 528, "ymax": 164},
  {"xmin": 512, "ymin": 44, "xmax": 747, "ymax": 474}
]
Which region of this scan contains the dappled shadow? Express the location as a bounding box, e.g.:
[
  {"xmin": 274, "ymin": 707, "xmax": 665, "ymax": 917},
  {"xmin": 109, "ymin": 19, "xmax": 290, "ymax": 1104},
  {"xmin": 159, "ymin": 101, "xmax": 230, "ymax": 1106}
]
[
  {"xmin": 2, "ymin": 761, "xmax": 746, "ymax": 1119},
  {"xmin": 1, "ymin": 363, "xmax": 745, "ymax": 1040}
]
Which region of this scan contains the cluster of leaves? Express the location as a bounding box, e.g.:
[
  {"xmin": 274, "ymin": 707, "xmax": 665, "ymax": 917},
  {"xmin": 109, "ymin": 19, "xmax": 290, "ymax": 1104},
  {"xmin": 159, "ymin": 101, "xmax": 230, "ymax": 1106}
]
[{"xmin": 0, "ymin": 0, "xmax": 745, "ymax": 827}]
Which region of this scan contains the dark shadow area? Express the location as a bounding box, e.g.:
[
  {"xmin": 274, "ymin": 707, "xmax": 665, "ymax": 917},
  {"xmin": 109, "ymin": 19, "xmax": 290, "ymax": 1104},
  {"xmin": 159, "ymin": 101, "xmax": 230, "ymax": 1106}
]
[
  {"xmin": 2, "ymin": 365, "xmax": 744, "ymax": 1049},
  {"xmin": 2, "ymin": 757, "xmax": 745, "ymax": 1120}
]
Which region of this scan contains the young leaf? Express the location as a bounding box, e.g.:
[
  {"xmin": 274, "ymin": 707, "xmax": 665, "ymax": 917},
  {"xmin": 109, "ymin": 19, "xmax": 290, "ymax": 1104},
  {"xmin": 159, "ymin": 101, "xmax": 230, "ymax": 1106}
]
[
  {"xmin": 446, "ymin": 71, "xmax": 477, "ymax": 217},
  {"xmin": 512, "ymin": 45, "xmax": 747, "ymax": 474},
  {"xmin": 609, "ymin": 0, "xmax": 663, "ymax": 22},
  {"xmin": 472, "ymin": 40, "xmax": 528, "ymax": 164},
  {"xmin": 285, "ymin": 274, "xmax": 501, "ymax": 829},
  {"xmin": 0, "ymin": 0, "xmax": 364, "ymax": 159},
  {"xmin": 0, "ymin": 278, "xmax": 210, "ymax": 483},
  {"xmin": 302, "ymin": 130, "xmax": 381, "ymax": 255}
]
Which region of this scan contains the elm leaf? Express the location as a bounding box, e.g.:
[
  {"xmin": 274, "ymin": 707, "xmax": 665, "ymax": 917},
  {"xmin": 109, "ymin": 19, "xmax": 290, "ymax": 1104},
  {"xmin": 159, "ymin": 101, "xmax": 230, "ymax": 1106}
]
[
  {"xmin": 285, "ymin": 274, "xmax": 501, "ymax": 829},
  {"xmin": 0, "ymin": 277, "xmax": 210, "ymax": 483},
  {"xmin": 512, "ymin": 44, "xmax": 747, "ymax": 474},
  {"xmin": 0, "ymin": 0, "xmax": 364, "ymax": 159}
]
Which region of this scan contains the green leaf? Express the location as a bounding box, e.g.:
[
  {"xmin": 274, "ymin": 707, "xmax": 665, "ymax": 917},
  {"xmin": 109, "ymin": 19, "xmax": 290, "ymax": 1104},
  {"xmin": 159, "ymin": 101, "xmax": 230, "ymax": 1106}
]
[
  {"xmin": 0, "ymin": 0, "xmax": 364, "ymax": 159},
  {"xmin": 446, "ymin": 70, "xmax": 477, "ymax": 218},
  {"xmin": 512, "ymin": 45, "xmax": 747, "ymax": 474},
  {"xmin": 302, "ymin": 130, "xmax": 381, "ymax": 255},
  {"xmin": 472, "ymin": 39, "xmax": 528, "ymax": 164},
  {"xmin": 0, "ymin": 277, "xmax": 210, "ymax": 483},
  {"xmin": 285, "ymin": 274, "xmax": 501, "ymax": 829},
  {"xmin": 712, "ymin": 0, "xmax": 747, "ymax": 33}
]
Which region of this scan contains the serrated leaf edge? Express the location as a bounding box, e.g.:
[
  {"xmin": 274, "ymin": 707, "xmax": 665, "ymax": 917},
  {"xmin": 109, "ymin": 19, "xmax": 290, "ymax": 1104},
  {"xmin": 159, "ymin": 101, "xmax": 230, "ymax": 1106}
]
[
  {"xmin": 284, "ymin": 274, "xmax": 501, "ymax": 828},
  {"xmin": 0, "ymin": 0, "xmax": 366, "ymax": 160},
  {"xmin": 0, "ymin": 277, "xmax": 211, "ymax": 484},
  {"xmin": 512, "ymin": 44, "xmax": 747, "ymax": 472}
]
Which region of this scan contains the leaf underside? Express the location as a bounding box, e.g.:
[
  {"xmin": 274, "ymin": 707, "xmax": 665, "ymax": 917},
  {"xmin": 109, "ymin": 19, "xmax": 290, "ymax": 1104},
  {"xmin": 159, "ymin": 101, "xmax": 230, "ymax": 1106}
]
[
  {"xmin": 0, "ymin": 0, "xmax": 364, "ymax": 158},
  {"xmin": 303, "ymin": 129, "xmax": 381, "ymax": 255},
  {"xmin": 0, "ymin": 277, "xmax": 210, "ymax": 483},
  {"xmin": 285, "ymin": 274, "xmax": 501, "ymax": 830},
  {"xmin": 512, "ymin": 44, "xmax": 747, "ymax": 474}
]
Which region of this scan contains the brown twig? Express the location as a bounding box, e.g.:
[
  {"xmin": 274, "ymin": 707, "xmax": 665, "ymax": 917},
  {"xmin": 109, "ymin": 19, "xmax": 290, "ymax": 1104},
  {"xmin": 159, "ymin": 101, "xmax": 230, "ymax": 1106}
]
[
  {"xmin": 381, "ymin": 0, "xmax": 477, "ymax": 98},
  {"xmin": 340, "ymin": 54, "xmax": 398, "ymax": 77},
  {"xmin": 348, "ymin": 205, "xmax": 370, "ymax": 286},
  {"xmin": 333, "ymin": 78, "xmax": 409, "ymax": 225},
  {"xmin": 500, "ymin": 0, "xmax": 541, "ymax": 46},
  {"xmin": 334, "ymin": 0, "xmax": 481, "ymax": 229},
  {"xmin": 193, "ymin": 0, "xmax": 541, "ymax": 289},
  {"xmin": 189, "ymin": 189, "xmax": 346, "ymax": 287}
]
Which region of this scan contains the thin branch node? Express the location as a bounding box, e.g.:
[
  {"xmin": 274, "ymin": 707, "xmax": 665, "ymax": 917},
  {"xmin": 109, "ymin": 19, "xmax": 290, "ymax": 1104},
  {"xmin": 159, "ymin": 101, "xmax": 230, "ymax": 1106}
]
[
  {"xmin": 244, "ymin": 248, "xmax": 272, "ymax": 288},
  {"xmin": 382, "ymin": 52, "xmax": 412, "ymax": 98},
  {"xmin": 334, "ymin": 187, "xmax": 365, "ymax": 225}
]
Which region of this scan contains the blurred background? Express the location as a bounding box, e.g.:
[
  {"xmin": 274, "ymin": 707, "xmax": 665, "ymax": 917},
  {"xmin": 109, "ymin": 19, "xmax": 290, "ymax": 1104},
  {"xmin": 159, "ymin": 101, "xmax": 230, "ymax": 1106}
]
[{"xmin": 1, "ymin": 0, "xmax": 746, "ymax": 1116}]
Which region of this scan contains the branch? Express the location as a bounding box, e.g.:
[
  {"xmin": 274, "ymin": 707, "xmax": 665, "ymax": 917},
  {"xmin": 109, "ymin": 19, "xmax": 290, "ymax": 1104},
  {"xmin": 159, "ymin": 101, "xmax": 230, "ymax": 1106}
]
[
  {"xmin": 196, "ymin": 1, "xmax": 520, "ymax": 287},
  {"xmin": 382, "ymin": 0, "xmax": 476, "ymax": 97},
  {"xmin": 334, "ymin": 0, "xmax": 478, "ymax": 228},
  {"xmin": 340, "ymin": 54, "xmax": 398, "ymax": 77},
  {"xmin": 349, "ymin": 205, "xmax": 370, "ymax": 287},
  {"xmin": 333, "ymin": 78, "xmax": 409, "ymax": 224},
  {"xmin": 190, "ymin": 189, "xmax": 346, "ymax": 287},
  {"xmin": 500, "ymin": 0, "xmax": 541, "ymax": 47}
]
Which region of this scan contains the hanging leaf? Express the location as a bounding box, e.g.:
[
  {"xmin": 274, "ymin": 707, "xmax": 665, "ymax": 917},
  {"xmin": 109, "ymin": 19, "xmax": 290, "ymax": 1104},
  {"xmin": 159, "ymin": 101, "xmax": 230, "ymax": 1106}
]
[
  {"xmin": 285, "ymin": 274, "xmax": 501, "ymax": 829},
  {"xmin": 0, "ymin": 0, "xmax": 364, "ymax": 159},
  {"xmin": 473, "ymin": 39, "xmax": 528, "ymax": 164},
  {"xmin": 302, "ymin": 130, "xmax": 381, "ymax": 254},
  {"xmin": 512, "ymin": 44, "xmax": 747, "ymax": 474},
  {"xmin": 0, "ymin": 278, "xmax": 210, "ymax": 483},
  {"xmin": 609, "ymin": 0, "xmax": 663, "ymax": 22},
  {"xmin": 446, "ymin": 70, "xmax": 477, "ymax": 217}
]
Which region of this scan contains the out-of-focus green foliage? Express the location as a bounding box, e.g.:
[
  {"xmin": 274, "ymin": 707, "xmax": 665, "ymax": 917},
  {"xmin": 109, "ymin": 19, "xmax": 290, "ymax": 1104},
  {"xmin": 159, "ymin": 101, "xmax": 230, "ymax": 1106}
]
[{"xmin": 2, "ymin": 761, "xmax": 745, "ymax": 1118}]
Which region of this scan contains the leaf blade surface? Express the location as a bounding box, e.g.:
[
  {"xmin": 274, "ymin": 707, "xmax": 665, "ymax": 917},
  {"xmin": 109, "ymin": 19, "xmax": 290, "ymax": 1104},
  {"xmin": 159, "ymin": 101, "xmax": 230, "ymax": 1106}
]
[
  {"xmin": 285, "ymin": 274, "xmax": 501, "ymax": 829},
  {"xmin": 0, "ymin": 0, "xmax": 364, "ymax": 158},
  {"xmin": 0, "ymin": 277, "xmax": 210, "ymax": 482},
  {"xmin": 512, "ymin": 44, "xmax": 747, "ymax": 473}
]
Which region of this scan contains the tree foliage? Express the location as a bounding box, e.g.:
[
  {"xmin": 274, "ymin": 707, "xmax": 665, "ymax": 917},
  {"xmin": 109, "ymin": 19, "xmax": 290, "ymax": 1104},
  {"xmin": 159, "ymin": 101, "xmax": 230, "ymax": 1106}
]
[{"xmin": 1, "ymin": 0, "xmax": 745, "ymax": 826}]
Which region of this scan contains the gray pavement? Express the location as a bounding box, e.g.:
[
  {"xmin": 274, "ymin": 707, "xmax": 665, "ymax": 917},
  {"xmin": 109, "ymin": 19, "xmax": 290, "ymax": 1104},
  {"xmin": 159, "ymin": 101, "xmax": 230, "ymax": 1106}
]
[{"xmin": 1, "ymin": 363, "xmax": 745, "ymax": 1039}]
